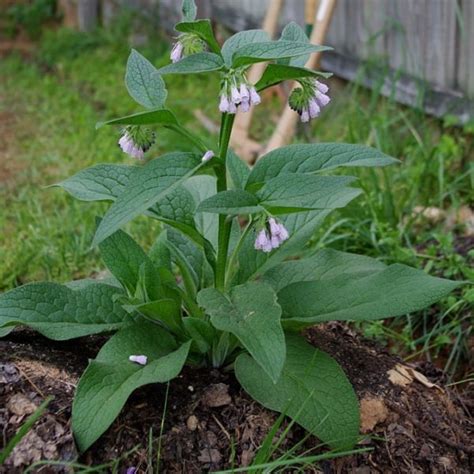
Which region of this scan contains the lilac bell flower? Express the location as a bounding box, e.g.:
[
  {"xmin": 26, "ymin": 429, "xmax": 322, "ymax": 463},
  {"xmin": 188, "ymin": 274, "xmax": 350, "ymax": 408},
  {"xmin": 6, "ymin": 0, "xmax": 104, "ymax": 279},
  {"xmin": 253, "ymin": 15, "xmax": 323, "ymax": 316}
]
[
  {"xmin": 129, "ymin": 355, "xmax": 147, "ymax": 365},
  {"xmin": 218, "ymin": 80, "xmax": 261, "ymax": 114},
  {"xmin": 119, "ymin": 133, "xmax": 145, "ymax": 160},
  {"xmin": 201, "ymin": 150, "xmax": 214, "ymax": 163},
  {"xmin": 170, "ymin": 41, "xmax": 184, "ymax": 63},
  {"xmin": 254, "ymin": 218, "xmax": 289, "ymax": 253}
]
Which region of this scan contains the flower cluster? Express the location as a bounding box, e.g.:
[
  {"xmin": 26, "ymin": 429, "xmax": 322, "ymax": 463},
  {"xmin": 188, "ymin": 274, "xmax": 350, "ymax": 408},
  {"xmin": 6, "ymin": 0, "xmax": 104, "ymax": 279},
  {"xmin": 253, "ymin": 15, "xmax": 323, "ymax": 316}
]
[
  {"xmin": 118, "ymin": 126, "xmax": 155, "ymax": 160},
  {"xmin": 170, "ymin": 33, "xmax": 205, "ymax": 63},
  {"xmin": 289, "ymin": 79, "xmax": 330, "ymax": 123},
  {"xmin": 254, "ymin": 217, "xmax": 289, "ymax": 253},
  {"xmin": 219, "ymin": 78, "xmax": 261, "ymax": 114}
]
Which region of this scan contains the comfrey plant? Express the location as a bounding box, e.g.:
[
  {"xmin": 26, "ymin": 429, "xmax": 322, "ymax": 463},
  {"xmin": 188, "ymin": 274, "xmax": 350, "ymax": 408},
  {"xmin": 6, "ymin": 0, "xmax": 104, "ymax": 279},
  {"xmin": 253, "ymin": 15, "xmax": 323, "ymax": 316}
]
[{"xmin": 0, "ymin": 1, "xmax": 461, "ymax": 454}]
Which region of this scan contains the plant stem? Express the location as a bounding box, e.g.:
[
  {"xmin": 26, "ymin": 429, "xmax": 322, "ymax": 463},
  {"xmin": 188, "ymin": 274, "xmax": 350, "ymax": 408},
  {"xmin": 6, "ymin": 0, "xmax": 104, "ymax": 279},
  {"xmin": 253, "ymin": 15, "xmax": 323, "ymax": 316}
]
[{"xmin": 215, "ymin": 113, "xmax": 235, "ymax": 290}]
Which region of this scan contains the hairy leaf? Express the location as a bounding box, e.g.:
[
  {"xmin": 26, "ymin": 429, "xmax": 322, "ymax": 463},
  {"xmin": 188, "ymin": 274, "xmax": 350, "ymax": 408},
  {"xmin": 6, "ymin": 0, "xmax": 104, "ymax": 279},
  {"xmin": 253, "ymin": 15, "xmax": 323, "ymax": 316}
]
[
  {"xmin": 197, "ymin": 190, "xmax": 263, "ymax": 215},
  {"xmin": 73, "ymin": 322, "xmax": 190, "ymax": 451},
  {"xmin": 227, "ymin": 149, "xmax": 251, "ymax": 190},
  {"xmin": 247, "ymin": 143, "xmax": 399, "ymax": 190},
  {"xmin": 198, "ymin": 282, "xmax": 285, "ymax": 382},
  {"xmin": 278, "ymin": 22, "xmax": 311, "ymax": 67},
  {"xmin": 255, "ymin": 64, "xmax": 331, "ymax": 92},
  {"xmin": 181, "ymin": 0, "xmax": 197, "ymax": 21},
  {"xmin": 157, "ymin": 52, "xmax": 223, "ymax": 75},
  {"xmin": 221, "ymin": 29, "xmax": 270, "ymax": 66},
  {"xmin": 235, "ymin": 334, "xmax": 359, "ymax": 450},
  {"xmin": 93, "ymin": 153, "xmax": 202, "ymax": 246},
  {"xmin": 96, "ymin": 109, "xmax": 178, "ymax": 128},
  {"xmin": 232, "ymin": 41, "xmax": 331, "ymax": 68},
  {"xmin": 0, "ymin": 283, "xmax": 129, "ymax": 339},
  {"xmin": 262, "ymin": 248, "xmax": 386, "ymax": 292},
  {"xmin": 125, "ymin": 49, "xmax": 167, "ymax": 109},
  {"xmin": 278, "ymin": 263, "xmax": 462, "ymax": 326},
  {"xmin": 55, "ymin": 164, "xmax": 134, "ymax": 202}
]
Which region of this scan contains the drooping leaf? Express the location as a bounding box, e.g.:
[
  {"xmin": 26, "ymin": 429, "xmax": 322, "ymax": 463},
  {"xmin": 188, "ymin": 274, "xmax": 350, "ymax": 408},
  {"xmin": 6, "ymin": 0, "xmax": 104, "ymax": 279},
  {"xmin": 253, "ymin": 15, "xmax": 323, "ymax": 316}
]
[
  {"xmin": 157, "ymin": 53, "xmax": 223, "ymax": 75},
  {"xmin": 232, "ymin": 41, "xmax": 331, "ymax": 68},
  {"xmin": 235, "ymin": 334, "xmax": 359, "ymax": 450},
  {"xmin": 262, "ymin": 248, "xmax": 386, "ymax": 292},
  {"xmin": 0, "ymin": 283, "xmax": 129, "ymax": 340},
  {"xmin": 278, "ymin": 263, "xmax": 462, "ymax": 327},
  {"xmin": 255, "ymin": 64, "xmax": 331, "ymax": 92},
  {"xmin": 181, "ymin": 0, "xmax": 197, "ymax": 21},
  {"xmin": 72, "ymin": 321, "xmax": 190, "ymax": 451},
  {"xmin": 227, "ymin": 149, "xmax": 251, "ymax": 190},
  {"xmin": 129, "ymin": 299, "xmax": 183, "ymax": 334},
  {"xmin": 125, "ymin": 49, "xmax": 167, "ymax": 109},
  {"xmin": 96, "ymin": 109, "xmax": 178, "ymax": 129},
  {"xmin": 198, "ymin": 282, "xmax": 285, "ymax": 383},
  {"xmin": 197, "ymin": 190, "xmax": 263, "ymax": 215},
  {"xmin": 221, "ymin": 29, "xmax": 270, "ymax": 66},
  {"xmin": 247, "ymin": 143, "xmax": 399, "ymax": 190},
  {"xmin": 93, "ymin": 152, "xmax": 202, "ymax": 246},
  {"xmin": 54, "ymin": 164, "xmax": 134, "ymax": 202},
  {"xmin": 175, "ymin": 20, "xmax": 220, "ymax": 53}
]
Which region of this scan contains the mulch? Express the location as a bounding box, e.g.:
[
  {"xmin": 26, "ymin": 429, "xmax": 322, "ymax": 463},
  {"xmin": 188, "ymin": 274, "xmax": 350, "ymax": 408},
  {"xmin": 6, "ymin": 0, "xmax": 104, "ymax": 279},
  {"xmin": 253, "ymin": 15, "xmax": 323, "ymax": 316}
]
[{"xmin": 1, "ymin": 324, "xmax": 473, "ymax": 473}]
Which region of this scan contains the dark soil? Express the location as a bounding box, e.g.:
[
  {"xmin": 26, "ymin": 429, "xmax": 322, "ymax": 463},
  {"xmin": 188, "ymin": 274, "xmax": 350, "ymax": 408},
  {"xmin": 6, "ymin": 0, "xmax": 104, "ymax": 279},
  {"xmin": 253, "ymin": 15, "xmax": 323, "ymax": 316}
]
[{"xmin": 1, "ymin": 324, "xmax": 473, "ymax": 473}]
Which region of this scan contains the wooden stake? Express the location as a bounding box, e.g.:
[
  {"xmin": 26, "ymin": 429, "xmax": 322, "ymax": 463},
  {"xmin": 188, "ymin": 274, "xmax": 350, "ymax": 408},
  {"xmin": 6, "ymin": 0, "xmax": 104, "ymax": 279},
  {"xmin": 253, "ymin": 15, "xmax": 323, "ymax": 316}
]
[
  {"xmin": 263, "ymin": 0, "xmax": 337, "ymax": 156},
  {"xmin": 229, "ymin": 0, "xmax": 284, "ymax": 163}
]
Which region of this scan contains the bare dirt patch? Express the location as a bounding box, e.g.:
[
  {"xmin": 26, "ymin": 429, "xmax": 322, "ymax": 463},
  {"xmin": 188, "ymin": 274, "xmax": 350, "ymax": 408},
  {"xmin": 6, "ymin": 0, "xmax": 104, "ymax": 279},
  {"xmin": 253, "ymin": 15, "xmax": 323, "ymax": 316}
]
[{"xmin": 1, "ymin": 325, "xmax": 473, "ymax": 473}]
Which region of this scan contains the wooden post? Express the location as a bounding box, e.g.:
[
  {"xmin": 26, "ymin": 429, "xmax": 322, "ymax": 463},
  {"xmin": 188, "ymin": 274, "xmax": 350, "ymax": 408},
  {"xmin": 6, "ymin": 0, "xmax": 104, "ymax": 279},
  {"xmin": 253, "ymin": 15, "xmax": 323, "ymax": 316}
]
[
  {"xmin": 229, "ymin": 0, "xmax": 285, "ymax": 163},
  {"xmin": 77, "ymin": 0, "xmax": 99, "ymax": 31},
  {"xmin": 263, "ymin": 0, "xmax": 337, "ymax": 155}
]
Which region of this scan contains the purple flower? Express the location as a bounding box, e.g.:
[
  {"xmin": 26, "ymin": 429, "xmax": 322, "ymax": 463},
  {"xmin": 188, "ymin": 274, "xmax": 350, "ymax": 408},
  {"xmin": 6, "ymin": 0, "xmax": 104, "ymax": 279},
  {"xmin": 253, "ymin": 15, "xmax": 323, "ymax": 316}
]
[
  {"xmin": 219, "ymin": 94, "xmax": 230, "ymax": 113},
  {"xmin": 308, "ymin": 98, "xmax": 321, "ymax": 119},
  {"xmin": 300, "ymin": 108, "xmax": 310, "ymax": 123},
  {"xmin": 315, "ymin": 80, "xmax": 329, "ymax": 94},
  {"xmin": 129, "ymin": 355, "xmax": 147, "ymax": 365},
  {"xmin": 231, "ymin": 86, "xmax": 241, "ymax": 104},
  {"xmin": 170, "ymin": 42, "xmax": 184, "ymax": 63},
  {"xmin": 254, "ymin": 229, "xmax": 273, "ymax": 253},
  {"xmin": 118, "ymin": 133, "xmax": 145, "ymax": 160},
  {"xmin": 255, "ymin": 218, "xmax": 289, "ymax": 253},
  {"xmin": 240, "ymin": 83, "xmax": 250, "ymax": 101},
  {"xmin": 126, "ymin": 468, "xmax": 137, "ymax": 474},
  {"xmin": 201, "ymin": 150, "xmax": 214, "ymax": 163},
  {"xmin": 249, "ymin": 87, "xmax": 261, "ymax": 105}
]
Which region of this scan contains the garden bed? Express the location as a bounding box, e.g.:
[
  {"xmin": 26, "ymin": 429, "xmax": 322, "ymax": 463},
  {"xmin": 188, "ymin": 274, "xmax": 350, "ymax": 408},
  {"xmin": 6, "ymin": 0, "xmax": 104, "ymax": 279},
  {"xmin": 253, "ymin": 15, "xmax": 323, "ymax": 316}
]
[{"xmin": 2, "ymin": 324, "xmax": 472, "ymax": 473}]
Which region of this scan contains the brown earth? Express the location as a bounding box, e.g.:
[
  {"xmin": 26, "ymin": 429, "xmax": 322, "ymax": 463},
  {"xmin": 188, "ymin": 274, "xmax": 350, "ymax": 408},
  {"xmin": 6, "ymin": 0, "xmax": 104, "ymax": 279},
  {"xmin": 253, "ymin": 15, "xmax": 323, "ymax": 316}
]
[{"xmin": 1, "ymin": 323, "xmax": 473, "ymax": 473}]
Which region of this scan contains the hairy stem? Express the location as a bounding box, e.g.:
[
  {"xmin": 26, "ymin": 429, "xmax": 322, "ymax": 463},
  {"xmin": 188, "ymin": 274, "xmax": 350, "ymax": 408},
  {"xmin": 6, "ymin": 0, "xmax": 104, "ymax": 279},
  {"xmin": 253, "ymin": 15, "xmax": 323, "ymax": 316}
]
[{"xmin": 215, "ymin": 113, "xmax": 235, "ymax": 290}]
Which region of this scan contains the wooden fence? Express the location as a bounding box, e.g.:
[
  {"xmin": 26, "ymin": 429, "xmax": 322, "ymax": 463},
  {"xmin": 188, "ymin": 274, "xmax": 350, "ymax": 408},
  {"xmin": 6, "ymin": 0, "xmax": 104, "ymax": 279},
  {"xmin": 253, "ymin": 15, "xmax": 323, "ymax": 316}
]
[{"xmin": 66, "ymin": 0, "xmax": 474, "ymax": 121}]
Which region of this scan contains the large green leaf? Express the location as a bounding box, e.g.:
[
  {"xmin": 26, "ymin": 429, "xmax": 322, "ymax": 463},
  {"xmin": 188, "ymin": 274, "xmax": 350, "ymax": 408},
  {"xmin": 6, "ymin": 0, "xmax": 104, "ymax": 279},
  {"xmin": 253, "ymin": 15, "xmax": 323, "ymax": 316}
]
[
  {"xmin": 262, "ymin": 248, "xmax": 386, "ymax": 292},
  {"xmin": 247, "ymin": 143, "xmax": 399, "ymax": 190},
  {"xmin": 198, "ymin": 282, "xmax": 285, "ymax": 383},
  {"xmin": 157, "ymin": 52, "xmax": 223, "ymax": 75},
  {"xmin": 235, "ymin": 334, "xmax": 359, "ymax": 450},
  {"xmin": 54, "ymin": 164, "xmax": 134, "ymax": 202},
  {"xmin": 278, "ymin": 263, "xmax": 461, "ymax": 326},
  {"xmin": 232, "ymin": 41, "xmax": 331, "ymax": 68},
  {"xmin": 256, "ymin": 175, "xmax": 361, "ymax": 212},
  {"xmin": 125, "ymin": 49, "xmax": 167, "ymax": 109},
  {"xmin": 93, "ymin": 152, "xmax": 202, "ymax": 246},
  {"xmin": 0, "ymin": 283, "xmax": 129, "ymax": 339},
  {"xmin": 72, "ymin": 321, "xmax": 190, "ymax": 451},
  {"xmin": 197, "ymin": 190, "xmax": 263, "ymax": 215},
  {"xmin": 221, "ymin": 29, "xmax": 270, "ymax": 66},
  {"xmin": 96, "ymin": 109, "xmax": 178, "ymax": 128},
  {"xmin": 175, "ymin": 20, "xmax": 220, "ymax": 53},
  {"xmin": 255, "ymin": 64, "xmax": 330, "ymax": 92}
]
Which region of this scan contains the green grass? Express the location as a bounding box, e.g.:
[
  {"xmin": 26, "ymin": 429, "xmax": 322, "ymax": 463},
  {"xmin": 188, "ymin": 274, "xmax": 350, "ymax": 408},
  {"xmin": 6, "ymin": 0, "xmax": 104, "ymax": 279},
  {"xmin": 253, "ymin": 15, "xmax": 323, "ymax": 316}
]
[{"xmin": 0, "ymin": 23, "xmax": 472, "ymax": 379}]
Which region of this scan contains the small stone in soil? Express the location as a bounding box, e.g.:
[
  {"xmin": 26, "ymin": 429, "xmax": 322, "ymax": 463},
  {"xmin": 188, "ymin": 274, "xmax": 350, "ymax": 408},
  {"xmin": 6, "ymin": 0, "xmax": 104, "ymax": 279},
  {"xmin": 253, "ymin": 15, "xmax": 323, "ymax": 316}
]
[
  {"xmin": 198, "ymin": 448, "xmax": 222, "ymax": 464},
  {"xmin": 186, "ymin": 415, "xmax": 199, "ymax": 431},
  {"xmin": 202, "ymin": 383, "xmax": 231, "ymax": 407}
]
